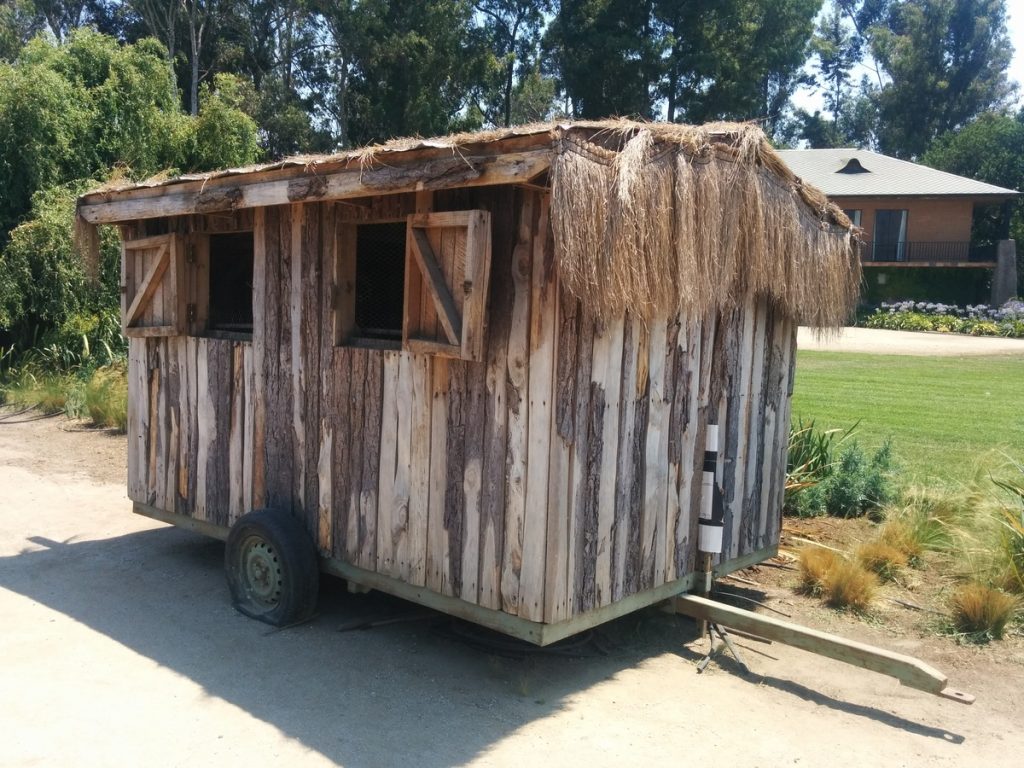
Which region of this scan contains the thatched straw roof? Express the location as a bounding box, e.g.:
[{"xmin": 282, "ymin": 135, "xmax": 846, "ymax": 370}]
[{"xmin": 80, "ymin": 119, "xmax": 860, "ymax": 328}]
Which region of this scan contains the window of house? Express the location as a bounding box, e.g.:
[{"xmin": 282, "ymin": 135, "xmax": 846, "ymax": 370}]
[
  {"xmin": 354, "ymin": 222, "xmax": 406, "ymax": 343},
  {"xmin": 843, "ymin": 209, "xmax": 862, "ymax": 227},
  {"xmin": 873, "ymin": 209, "xmax": 908, "ymax": 261},
  {"xmin": 207, "ymin": 232, "xmax": 254, "ymax": 337},
  {"xmin": 335, "ymin": 209, "xmax": 492, "ymax": 361}
]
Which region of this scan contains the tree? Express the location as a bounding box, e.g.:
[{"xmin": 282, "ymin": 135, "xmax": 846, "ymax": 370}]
[
  {"xmin": 650, "ymin": 0, "xmax": 819, "ymax": 136},
  {"xmin": 0, "ymin": 30, "xmax": 262, "ymax": 348},
  {"xmin": 476, "ymin": 0, "xmax": 551, "ymax": 127},
  {"xmin": 811, "ymin": 5, "xmax": 861, "ymax": 123},
  {"xmin": 922, "ymin": 111, "xmax": 1024, "ymax": 291},
  {"xmin": 345, "ymin": 0, "xmax": 491, "ymax": 144},
  {"xmin": 870, "ymin": 0, "xmax": 1014, "ymax": 158},
  {"xmin": 546, "ymin": 0, "xmax": 659, "ymax": 119}
]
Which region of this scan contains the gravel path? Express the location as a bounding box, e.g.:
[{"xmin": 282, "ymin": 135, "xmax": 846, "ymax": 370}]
[
  {"xmin": 798, "ymin": 326, "xmax": 1024, "ymax": 356},
  {"xmin": 2, "ymin": 412, "xmax": 1020, "ymax": 767}
]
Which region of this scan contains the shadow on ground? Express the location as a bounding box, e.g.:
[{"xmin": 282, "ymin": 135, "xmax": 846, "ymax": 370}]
[{"xmin": 0, "ymin": 526, "xmax": 962, "ymax": 765}]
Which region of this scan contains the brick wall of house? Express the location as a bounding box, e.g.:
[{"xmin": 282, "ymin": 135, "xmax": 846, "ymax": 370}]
[{"xmin": 831, "ymin": 197, "xmax": 974, "ymax": 245}]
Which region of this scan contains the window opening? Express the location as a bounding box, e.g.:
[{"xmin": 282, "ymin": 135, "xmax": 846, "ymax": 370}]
[
  {"xmin": 208, "ymin": 232, "xmax": 254, "ymax": 336},
  {"xmin": 354, "ymin": 222, "xmax": 406, "ymax": 342}
]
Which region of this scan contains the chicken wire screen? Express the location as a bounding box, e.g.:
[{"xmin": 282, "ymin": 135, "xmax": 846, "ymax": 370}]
[
  {"xmin": 355, "ymin": 222, "xmax": 406, "ymax": 341},
  {"xmin": 208, "ymin": 232, "xmax": 254, "ymax": 334}
]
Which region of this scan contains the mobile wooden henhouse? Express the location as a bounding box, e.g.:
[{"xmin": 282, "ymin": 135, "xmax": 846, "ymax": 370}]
[{"xmin": 76, "ymin": 121, "xmax": 860, "ymax": 644}]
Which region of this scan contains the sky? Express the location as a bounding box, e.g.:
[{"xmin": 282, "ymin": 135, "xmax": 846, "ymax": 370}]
[{"xmin": 793, "ymin": 4, "xmax": 1024, "ymax": 116}]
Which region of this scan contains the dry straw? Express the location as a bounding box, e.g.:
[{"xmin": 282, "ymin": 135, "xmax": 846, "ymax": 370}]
[
  {"xmin": 77, "ymin": 118, "xmax": 860, "ymax": 324},
  {"xmin": 550, "ymin": 121, "xmax": 861, "ymax": 328}
]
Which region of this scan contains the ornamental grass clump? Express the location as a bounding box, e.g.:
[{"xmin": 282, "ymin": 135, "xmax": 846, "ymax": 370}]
[
  {"xmin": 856, "ymin": 540, "xmax": 908, "ymax": 582},
  {"xmin": 798, "ymin": 547, "xmax": 838, "ymax": 596},
  {"xmin": 949, "ymin": 582, "xmax": 1018, "ymax": 641},
  {"xmin": 822, "ymin": 558, "xmax": 878, "ymax": 611},
  {"xmin": 799, "ymin": 547, "xmax": 877, "ymax": 611}
]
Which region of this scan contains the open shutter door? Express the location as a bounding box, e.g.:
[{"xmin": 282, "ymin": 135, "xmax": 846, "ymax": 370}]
[
  {"xmin": 403, "ymin": 210, "xmax": 492, "ymax": 361},
  {"xmin": 121, "ymin": 233, "xmax": 186, "ymax": 337}
]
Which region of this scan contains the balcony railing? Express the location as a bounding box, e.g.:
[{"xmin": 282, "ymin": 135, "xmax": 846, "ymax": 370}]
[{"xmin": 860, "ymin": 241, "xmax": 997, "ymax": 264}]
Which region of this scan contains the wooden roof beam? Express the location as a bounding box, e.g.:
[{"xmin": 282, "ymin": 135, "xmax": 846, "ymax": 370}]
[{"xmin": 78, "ymin": 149, "xmax": 552, "ymax": 225}]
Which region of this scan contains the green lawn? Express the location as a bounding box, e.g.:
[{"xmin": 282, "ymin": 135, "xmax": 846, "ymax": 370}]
[{"xmin": 791, "ymin": 351, "xmax": 1024, "ymax": 486}]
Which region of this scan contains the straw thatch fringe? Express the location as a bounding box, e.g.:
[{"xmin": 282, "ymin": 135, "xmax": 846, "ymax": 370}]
[
  {"xmin": 550, "ymin": 123, "xmax": 861, "ymax": 329},
  {"xmin": 74, "ymin": 213, "xmax": 102, "ymax": 286}
]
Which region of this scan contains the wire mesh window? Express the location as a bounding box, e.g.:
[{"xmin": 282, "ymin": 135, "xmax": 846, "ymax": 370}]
[
  {"xmin": 354, "ymin": 223, "xmax": 406, "ymax": 342},
  {"xmin": 208, "ymin": 232, "xmax": 254, "ymax": 336}
]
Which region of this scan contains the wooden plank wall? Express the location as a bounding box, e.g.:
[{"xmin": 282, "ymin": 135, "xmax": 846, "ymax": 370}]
[{"xmin": 126, "ymin": 189, "xmax": 798, "ymax": 626}]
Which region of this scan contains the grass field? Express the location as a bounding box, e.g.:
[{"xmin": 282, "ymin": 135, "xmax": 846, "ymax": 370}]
[{"xmin": 791, "ymin": 351, "xmax": 1024, "ymax": 486}]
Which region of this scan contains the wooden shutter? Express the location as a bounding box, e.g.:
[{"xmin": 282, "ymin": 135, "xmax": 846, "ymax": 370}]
[
  {"xmin": 402, "ymin": 210, "xmax": 492, "ymax": 361},
  {"xmin": 121, "ymin": 233, "xmax": 186, "ymax": 337}
]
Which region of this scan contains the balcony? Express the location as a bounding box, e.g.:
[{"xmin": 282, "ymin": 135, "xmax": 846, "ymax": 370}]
[{"xmin": 860, "ymin": 241, "xmax": 997, "ymax": 265}]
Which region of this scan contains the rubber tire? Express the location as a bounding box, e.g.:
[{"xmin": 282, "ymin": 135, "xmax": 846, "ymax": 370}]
[{"xmin": 225, "ymin": 509, "xmax": 319, "ymax": 626}]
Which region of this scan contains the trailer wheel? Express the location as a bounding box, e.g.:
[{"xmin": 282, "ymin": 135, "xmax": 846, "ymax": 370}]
[{"xmin": 225, "ymin": 509, "xmax": 319, "ymax": 626}]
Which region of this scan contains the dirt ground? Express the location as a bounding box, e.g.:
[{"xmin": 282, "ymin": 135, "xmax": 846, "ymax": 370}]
[
  {"xmin": 797, "ymin": 326, "xmax": 1024, "ymax": 356},
  {"xmin": 1, "ymin": 411, "xmax": 1022, "ymax": 768}
]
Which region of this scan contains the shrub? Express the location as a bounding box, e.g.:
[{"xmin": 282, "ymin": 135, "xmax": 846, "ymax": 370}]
[
  {"xmin": 787, "ymin": 439, "xmax": 896, "ymax": 518},
  {"xmin": 862, "ymin": 300, "xmax": 1024, "ymax": 338},
  {"xmin": 85, "ymin": 365, "xmax": 127, "ymax": 431},
  {"xmin": 949, "ymin": 583, "xmax": 1018, "ymax": 640},
  {"xmin": 786, "ymin": 418, "xmax": 855, "ymax": 493},
  {"xmin": 856, "ymin": 540, "xmax": 908, "ymax": 581}
]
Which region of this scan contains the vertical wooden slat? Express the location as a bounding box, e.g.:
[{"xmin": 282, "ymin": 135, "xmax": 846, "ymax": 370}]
[
  {"xmin": 228, "ymin": 343, "xmax": 245, "ymax": 525},
  {"xmin": 164, "ymin": 338, "xmax": 181, "ymax": 514},
  {"xmin": 359, "ymin": 352, "xmax": 383, "ymax": 571},
  {"xmin": 543, "ymin": 259, "xmax": 572, "ymax": 622},
  {"xmin": 519, "ymin": 193, "xmax": 554, "ymax": 622},
  {"xmin": 127, "ymin": 337, "xmax": 145, "ymax": 501},
  {"xmin": 250, "ymin": 209, "xmax": 267, "ymax": 510},
  {"xmin": 641, "ymin": 320, "xmax": 669, "ymax": 591},
  {"xmin": 612, "ymin": 316, "xmax": 641, "ymax": 601},
  {"xmin": 477, "ymin": 192, "xmax": 515, "ymax": 609},
  {"xmin": 444, "ymin": 361, "xmax": 468, "ymax": 597},
  {"xmin": 568, "ymin": 308, "xmax": 595, "ymax": 615},
  {"xmin": 680, "ymin": 314, "xmax": 715, "ymax": 580},
  {"xmin": 768, "ymin": 320, "xmax": 797, "ymax": 546},
  {"xmin": 408, "ymin": 355, "xmax": 431, "ymax": 586},
  {"xmin": 195, "ymin": 338, "xmax": 211, "ymax": 521},
  {"xmin": 259, "ymin": 206, "xmax": 294, "ymax": 513},
  {"xmin": 758, "ymin": 307, "xmax": 785, "ymax": 551},
  {"xmin": 427, "ymin": 372, "xmax": 451, "ymax": 594},
  {"xmin": 500, "ymin": 191, "xmax": 534, "ymax": 614},
  {"xmin": 741, "ymin": 298, "xmax": 770, "ymax": 555},
  {"xmin": 376, "ymin": 352, "xmax": 401, "ymax": 576},
  {"xmin": 242, "ymin": 344, "xmax": 255, "ymax": 515},
  {"xmin": 344, "ymin": 349, "xmax": 364, "ymax": 562},
  {"xmin": 592, "ymin": 315, "xmax": 625, "ymax": 608},
  {"xmin": 322, "ymin": 348, "xmax": 348, "ymax": 560},
  {"xmin": 729, "ymin": 296, "xmax": 758, "ymax": 558},
  {"xmin": 461, "ymin": 361, "xmax": 486, "ymax": 604}
]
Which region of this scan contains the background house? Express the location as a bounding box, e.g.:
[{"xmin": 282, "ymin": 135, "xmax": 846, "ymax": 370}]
[{"xmin": 778, "ymin": 149, "xmax": 1019, "ymax": 305}]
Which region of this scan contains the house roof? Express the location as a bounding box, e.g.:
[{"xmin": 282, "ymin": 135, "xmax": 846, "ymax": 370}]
[
  {"xmin": 76, "ymin": 120, "xmax": 861, "ymax": 328},
  {"xmin": 775, "ymin": 148, "xmax": 1018, "ymax": 199}
]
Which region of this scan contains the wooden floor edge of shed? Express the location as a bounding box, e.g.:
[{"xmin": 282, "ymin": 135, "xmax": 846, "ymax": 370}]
[{"xmin": 132, "ymin": 502, "xmax": 777, "ymax": 647}]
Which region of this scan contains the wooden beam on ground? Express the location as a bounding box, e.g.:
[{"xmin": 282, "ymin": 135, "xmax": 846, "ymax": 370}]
[
  {"xmin": 672, "ymin": 594, "xmax": 974, "ymax": 704},
  {"xmin": 79, "ymin": 150, "xmax": 552, "ymax": 224}
]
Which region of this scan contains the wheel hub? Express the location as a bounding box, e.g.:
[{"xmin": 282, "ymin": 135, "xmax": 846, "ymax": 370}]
[{"xmin": 241, "ymin": 536, "xmax": 282, "ymax": 608}]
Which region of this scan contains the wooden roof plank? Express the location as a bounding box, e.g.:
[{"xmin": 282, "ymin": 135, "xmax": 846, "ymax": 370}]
[{"xmin": 79, "ymin": 150, "xmax": 552, "ymax": 224}]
